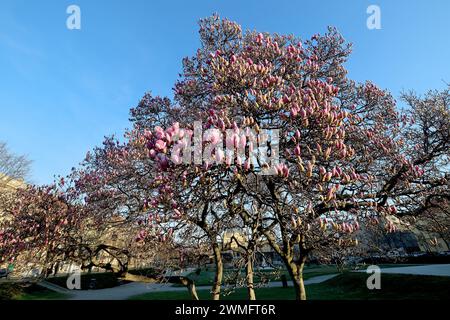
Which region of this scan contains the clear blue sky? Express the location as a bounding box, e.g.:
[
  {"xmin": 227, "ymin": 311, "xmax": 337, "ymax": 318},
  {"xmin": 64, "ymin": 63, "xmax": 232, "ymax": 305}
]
[{"xmin": 0, "ymin": 0, "xmax": 449, "ymax": 184}]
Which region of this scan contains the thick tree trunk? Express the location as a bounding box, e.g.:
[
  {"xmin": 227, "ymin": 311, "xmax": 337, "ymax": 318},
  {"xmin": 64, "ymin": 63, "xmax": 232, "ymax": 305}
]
[
  {"xmin": 246, "ymin": 256, "xmax": 256, "ymax": 300},
  {"xmin": 292, "ymin": 272, "xmax": 306, "ymax": 300},
  {"xmin": 285, "ymin": 257, "xmax": 307, "ymax": 301},
  {"xmin": 211, "ymin": 243, "xmax": 223, "ymax": 300}
]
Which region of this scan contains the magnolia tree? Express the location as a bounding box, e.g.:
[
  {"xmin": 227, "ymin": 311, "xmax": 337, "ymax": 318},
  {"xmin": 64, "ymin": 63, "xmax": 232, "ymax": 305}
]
[
  {"xmin": 67, "ymin": 137, "xmax": 204, "ymax": 298},
  {"xmin": 119, "ymin": 16, "xmax": 448, "ymax": 300},
  {"xmin": 71, "ymin": 108, "xmax": 239, "ymax": 299},
  {"xmin": 0, "ymin": 180, "xmax": 200, "ymax": 298},
  {"xmin": 0, "ymin": 184, "xmax": 84, "ymax": 276},
  {"xmin": 397, "ymin": 88, "xmax": 450, "ymax": 248}
]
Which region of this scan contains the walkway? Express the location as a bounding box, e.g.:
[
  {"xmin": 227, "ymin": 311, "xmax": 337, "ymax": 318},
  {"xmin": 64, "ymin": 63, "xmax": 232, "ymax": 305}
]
[{"xmin": 367, "ymin": 264, "xmax": 450, "ymax": 277}]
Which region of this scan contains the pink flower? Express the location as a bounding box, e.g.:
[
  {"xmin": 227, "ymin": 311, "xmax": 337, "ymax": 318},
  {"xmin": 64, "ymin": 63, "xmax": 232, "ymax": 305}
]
[
  {"xmin": 233, "ymin": 134, "xmax": 240, "ymax": 148},
  {"xmin": 282, "ymin": 166, "xmax": 289, "ymax": 177},
  {"xmin": 332, "ymin": 167, "xmax": 338, "ymax": 177},
  {"xmin": 173, "ymin": 209, "xmax": 183, "ymax": 219},
  {"xmin": 171, "ymin": 154, "xmax": 181, "ymax": 165},
  {"xmin": 155, "ymin": 140, "xmax": 166, "ymax": 151},
  {"xmin": 226, "ymin": 134, "xmax": 235, "ymax": 148},
  {"xmin": 155, "ymin": 126, "xmax": 165, "ymax": 139},
  {"xmin": 290, "ymin": 108, "xmax": 298, "ymax": 117},
  {"xmin": 225, "ymin": 156, "xmax": 232, "ymax": 167},
  {"xmin": 231, "ymin": 121, "xmax": 238, "ymax": 130},
  {"xmin": 216, "ymin": 148, "xmax": 224, "ymax": 163},
  {"xmin": 249, "ymin": 141, "xmax": 254, "ymax": 154},
  {"xmin": 275, "ymin": 164, "xmax": 289, "ymax": 178},
  {"xmin": 319, "ymin": 166, "xmax": 326, "ymax": 176},
  {"xmin": 165, "ymin": 133, "xmax": 172, "ymax": 143},
  {"xmin": 207, "ymin": 129, "xmax": 221, "ymax": 145},
  {"xmin": 239, "ymin": 135, "xmax": 247, "ymax": 149},
  {"xmin": 300, "ymin": 109, "xmax": 307, "ymax": 118},
  {"xmin": 218, "ymin": 119, "xmax": 225, "ymax": 131},
  {"xmin": 158, "ymin": 155, "xmax": 169, "ymax": 170}
]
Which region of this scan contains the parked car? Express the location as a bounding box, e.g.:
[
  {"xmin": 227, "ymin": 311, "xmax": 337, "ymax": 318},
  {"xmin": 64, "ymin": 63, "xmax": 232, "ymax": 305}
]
[{"xmin": 0, "ymin": 268, "xmax": 9, "ymax": 279}]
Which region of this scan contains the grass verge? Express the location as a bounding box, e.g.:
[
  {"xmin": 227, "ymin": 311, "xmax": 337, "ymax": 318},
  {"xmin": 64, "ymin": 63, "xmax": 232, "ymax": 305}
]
[{"xmin": 0, "ymin": 283, "xmax": 69, "ymax": 300}]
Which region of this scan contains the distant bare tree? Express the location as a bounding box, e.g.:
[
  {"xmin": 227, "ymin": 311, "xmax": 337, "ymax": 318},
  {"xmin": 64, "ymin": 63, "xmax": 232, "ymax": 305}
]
[{"xmin": 0, "ymin": 141, "xmax": 31, "ymax": 188}]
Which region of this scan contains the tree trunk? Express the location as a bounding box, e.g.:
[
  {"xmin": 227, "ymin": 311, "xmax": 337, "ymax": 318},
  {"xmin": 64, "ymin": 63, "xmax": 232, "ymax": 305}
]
[
  {"xmin": 53, "ymin": 262, "xmax": 60, "ymax": 276},
  {"xmin": 188, "ymin": 282, "xmax": 200, "ymax": 300},
  {"xmin": 292, "ymin": 271, "xmax": 306, "ymax": 300},
  {"xmin": 442, "ymin": 238, "xmax": 449, "ymax": 251},
  {"xmin": 285, "ymin": 257, "xmax": 307, "ymax": 301},
  {"xmin": 246, "ymin": 255, "xmax": 256, "ymax": 300},
  {"xmin": 211, "ymin": 243, "xmax": 223, "ymax": 300}
]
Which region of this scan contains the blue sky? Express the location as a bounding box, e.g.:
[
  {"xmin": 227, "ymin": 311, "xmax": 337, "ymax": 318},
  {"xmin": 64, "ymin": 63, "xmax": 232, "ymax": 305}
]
[{"xmin": 0, "ymin": 0, "xmax": 449, "ymax": 184}]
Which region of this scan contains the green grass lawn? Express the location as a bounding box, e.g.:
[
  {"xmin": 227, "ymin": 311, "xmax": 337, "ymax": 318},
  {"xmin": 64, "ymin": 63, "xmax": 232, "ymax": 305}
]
[
  {"xmin": 129, "ymin": 273, "xmax": 450, "ymax": 300},
  {"xmin": 17, "ymin": 285, "xmax": 69, "ymax": 300},
  {"xmin": 0, "ymin": 283, "xmax": 69, "ymax": 300}
]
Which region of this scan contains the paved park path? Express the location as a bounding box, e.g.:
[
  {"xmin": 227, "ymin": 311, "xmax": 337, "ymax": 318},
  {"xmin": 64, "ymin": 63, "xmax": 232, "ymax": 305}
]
[
  {"xmin": 366, "ymin": 263, "xmax": 450, "ymax": 277},
  {"xmin": 46, "ymin": 274, "xmax": 338, "ymax": 300}
]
